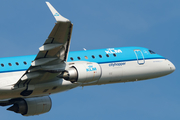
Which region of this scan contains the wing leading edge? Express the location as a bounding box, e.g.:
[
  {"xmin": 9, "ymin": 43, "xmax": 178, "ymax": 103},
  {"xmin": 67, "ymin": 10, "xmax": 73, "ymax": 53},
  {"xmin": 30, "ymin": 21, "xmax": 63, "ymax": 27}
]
[{"xmin": 14, "ymin": 2, "xmax": 73, "ymax": 94}]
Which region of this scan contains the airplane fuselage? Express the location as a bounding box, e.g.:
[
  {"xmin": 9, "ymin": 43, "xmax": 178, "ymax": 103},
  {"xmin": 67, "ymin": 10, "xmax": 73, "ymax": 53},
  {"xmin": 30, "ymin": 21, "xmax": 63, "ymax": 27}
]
[{"xmin": 0, "ymin": 46, "xmax": 175, "ymax": 99}]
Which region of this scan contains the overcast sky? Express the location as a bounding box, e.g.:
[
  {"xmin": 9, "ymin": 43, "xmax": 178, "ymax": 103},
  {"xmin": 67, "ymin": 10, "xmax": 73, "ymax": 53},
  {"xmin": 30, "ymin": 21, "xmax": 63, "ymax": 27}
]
[{"xmin": 0, "ymin": 0, "xmax": 179, "ymax": 120}]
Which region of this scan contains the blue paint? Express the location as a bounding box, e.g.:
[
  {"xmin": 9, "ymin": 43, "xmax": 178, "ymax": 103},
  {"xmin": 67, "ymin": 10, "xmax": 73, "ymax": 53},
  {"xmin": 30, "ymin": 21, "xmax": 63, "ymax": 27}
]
[
  {"xmin": 86, "ymin": 65, "xmax": 97, "ymax": 72},
  {"xmin": 53, "ymin": 13, "xmax": 60, "ymax": 16},
  {"xmin": 0, "ymin": 47, "xmax": 165, "ymax": 73}
]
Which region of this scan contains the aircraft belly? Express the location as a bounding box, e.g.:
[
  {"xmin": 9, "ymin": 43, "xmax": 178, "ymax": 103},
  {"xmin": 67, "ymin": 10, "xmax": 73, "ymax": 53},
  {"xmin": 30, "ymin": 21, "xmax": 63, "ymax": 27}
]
[
  {"xmin": 123, "ymin": 59, "xmax": 172, "ymax": 81},
  {"xmin": 0, "ymin": 78, "xmax": 79, "ymax": 100},
  {"xmin": 97, "ymin": 59, "xmax": 171, "ymax": 84},
  {"xmin": 30, "ymin": 79, "xmax": 79, "ymax": 96}
]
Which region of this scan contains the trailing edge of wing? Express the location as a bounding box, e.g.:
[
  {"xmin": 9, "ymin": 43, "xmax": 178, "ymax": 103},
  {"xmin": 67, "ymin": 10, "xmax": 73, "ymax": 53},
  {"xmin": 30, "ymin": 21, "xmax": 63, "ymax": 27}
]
[{"xmin": 46, "ymin": 2, "xmax": 70, "ymax": 22}]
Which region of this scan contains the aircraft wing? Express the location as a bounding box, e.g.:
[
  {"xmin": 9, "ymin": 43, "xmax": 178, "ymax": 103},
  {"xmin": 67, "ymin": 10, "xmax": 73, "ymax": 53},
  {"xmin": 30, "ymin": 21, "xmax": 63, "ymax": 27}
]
[{"xmin": 14, "ymin": 2, "xmax": 73, "ymax": 89}]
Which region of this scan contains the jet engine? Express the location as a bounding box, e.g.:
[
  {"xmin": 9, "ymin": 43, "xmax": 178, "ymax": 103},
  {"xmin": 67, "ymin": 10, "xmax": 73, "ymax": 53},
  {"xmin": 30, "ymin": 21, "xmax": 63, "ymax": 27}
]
[
  {"xmin": 62, "ymin": 61, "xmax": 102, "ymax": 83},
  {"xmin": 7, "ymin": 96, "xmax": 52, "ymax": 116}
]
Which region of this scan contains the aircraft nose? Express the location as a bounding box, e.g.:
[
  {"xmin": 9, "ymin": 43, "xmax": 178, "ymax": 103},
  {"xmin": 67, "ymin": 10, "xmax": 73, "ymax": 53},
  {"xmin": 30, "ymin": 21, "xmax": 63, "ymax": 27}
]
[{"xmin": 168, "ymin": 60, "xmax": 176, "ymax": 73}]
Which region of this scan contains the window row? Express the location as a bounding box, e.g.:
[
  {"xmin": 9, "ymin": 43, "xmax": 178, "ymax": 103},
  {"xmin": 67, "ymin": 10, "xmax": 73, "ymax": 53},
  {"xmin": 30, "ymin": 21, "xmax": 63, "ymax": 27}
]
[
  {"xmin": 70, "ymin": 53, "xmax": 117, "ymax": 61},
  {"xmin": 1, "ymin": 61, "xmax": 28, "ymax": 67}
]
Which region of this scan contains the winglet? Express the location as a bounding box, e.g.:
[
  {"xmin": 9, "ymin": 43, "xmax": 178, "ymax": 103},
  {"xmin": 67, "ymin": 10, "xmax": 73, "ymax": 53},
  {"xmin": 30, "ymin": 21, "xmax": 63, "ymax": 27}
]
[{"xmin": 46, "ymin": 2, "xmax": 70, "ymax": 22}]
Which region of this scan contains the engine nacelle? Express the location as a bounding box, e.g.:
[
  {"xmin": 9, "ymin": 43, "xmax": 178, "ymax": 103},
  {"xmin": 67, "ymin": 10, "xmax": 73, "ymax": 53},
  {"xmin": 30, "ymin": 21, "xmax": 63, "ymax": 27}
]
[
  {"xmin": 63, "ymin": 61, "xmax": 102, "ymax": 83},
  {"xmin": 7, "ymin": 96, "xmax": 52, "ymax": 116}
]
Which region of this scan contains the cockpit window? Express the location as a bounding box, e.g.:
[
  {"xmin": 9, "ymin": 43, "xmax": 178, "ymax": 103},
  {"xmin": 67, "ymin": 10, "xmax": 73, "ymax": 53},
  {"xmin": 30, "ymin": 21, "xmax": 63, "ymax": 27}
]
[{"xmin": 149, "ymin": 50, "xmax": 156, "ymax": 54}]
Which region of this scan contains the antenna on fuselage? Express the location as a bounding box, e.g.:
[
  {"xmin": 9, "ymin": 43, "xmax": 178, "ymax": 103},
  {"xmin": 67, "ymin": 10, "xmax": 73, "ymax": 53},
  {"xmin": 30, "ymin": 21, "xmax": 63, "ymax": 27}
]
[{"xmin": 83, "ymin": 48, "xmax": 86, "ymax": 51}]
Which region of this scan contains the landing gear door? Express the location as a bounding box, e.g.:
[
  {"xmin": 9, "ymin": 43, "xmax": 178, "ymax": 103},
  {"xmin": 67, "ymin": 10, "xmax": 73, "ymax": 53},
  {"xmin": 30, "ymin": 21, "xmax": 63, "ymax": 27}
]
[{"xmin": 134, "ymin": 50, "xmax": 145, "ymax": 65}]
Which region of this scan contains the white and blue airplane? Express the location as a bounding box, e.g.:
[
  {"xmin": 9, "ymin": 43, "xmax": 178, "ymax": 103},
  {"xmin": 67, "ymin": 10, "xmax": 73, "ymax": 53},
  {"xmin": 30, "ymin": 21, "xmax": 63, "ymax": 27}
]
[{"xmin": 0, "ymin": 2, "xmax": 175, "ymax": 116}]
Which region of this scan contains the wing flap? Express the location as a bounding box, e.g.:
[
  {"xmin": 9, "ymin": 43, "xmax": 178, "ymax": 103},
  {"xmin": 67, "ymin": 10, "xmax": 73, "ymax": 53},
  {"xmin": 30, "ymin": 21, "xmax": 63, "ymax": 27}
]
[
  {"xmin": 31, "ymin": 58, "xmax": 57, "ymax": 66},
  {"xmin": 34, "ymin": 22, "xmax": 72, "ymax": 60},
  {"xmin": 39, "ymin": 43, "xmax": 63, "ymax": 51},
  {"xmin": 21, "ymin": 72, "xmax": 43, "ymax": 81}
]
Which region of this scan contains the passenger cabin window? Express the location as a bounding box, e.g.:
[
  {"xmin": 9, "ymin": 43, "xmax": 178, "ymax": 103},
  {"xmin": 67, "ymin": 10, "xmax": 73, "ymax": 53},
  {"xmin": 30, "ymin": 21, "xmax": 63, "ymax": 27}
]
[
  {"xmin": 1, "ymin": 64, "xmax": 4, "ymax": 67},
  {"xmin": 77, "ymin": 57, "xmax": 81, "ymax": 60},
  {"xmin": 85, "ymin": 56, "xmax": 88, "ymax": 59},
  {"xmin": 92, "ymin": 55, "xmax": 95, "ymax": 59},
  {"xmin": 23, "ymin": 61, "xmax": 27, "ymax": 65},
  {"xmin": 99, "ymin": 55, "xmax": 102, "ymax": 58},
  {"xmin": 113, "ymin": 53, "xmax": 116, "ymax": 57},
  {"xmin": 16, "ymin": 62, "xmax": 19, "ymax": 65},
  {"xmin": 106, "ymin": 54, "xmax": 109, "ymax": 57},
  {"xmin": 149, "ymin": 50, "xmax": 156, "ymax": 54},
  {"xmin": 70, "ymin": 57, "xmax": 74, "ymax": 60},
  {"xmin": 8, "ymin": 63, "xmax": 12, "ymax": 66}
]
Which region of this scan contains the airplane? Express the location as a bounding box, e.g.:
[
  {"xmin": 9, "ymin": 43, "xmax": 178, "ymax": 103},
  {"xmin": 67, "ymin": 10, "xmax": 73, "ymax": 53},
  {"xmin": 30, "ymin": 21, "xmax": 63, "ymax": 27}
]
[{"xmin": 0, "ymin": 2, "xmax": 175, "ymax": 116}]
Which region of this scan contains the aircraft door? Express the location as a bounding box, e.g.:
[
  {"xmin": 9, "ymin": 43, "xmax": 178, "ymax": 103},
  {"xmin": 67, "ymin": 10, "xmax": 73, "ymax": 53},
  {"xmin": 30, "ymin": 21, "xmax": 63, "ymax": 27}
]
[{"xmin": 134, "ymin": 50, "xmax": 145, "ymax": 65}]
